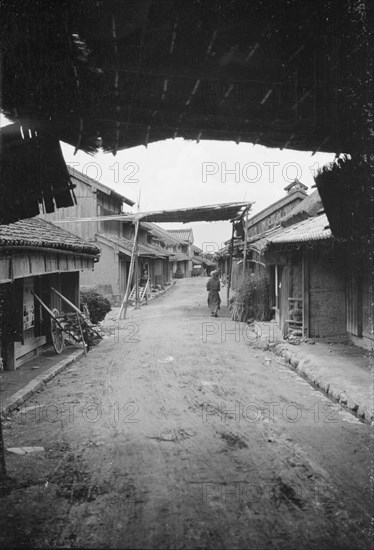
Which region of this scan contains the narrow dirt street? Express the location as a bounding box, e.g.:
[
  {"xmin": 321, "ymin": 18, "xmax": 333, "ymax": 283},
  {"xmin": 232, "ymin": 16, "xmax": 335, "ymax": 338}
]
[{"xmin": 1, "ymin": 278, "xmax": 373, "ymax": 549}]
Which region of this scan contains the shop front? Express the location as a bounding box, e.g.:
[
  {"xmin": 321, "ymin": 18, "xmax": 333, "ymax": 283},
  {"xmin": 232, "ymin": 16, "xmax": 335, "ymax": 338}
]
[{"xmin": 0, "ymin": 218, "xmax": 100, "ymax": 370}]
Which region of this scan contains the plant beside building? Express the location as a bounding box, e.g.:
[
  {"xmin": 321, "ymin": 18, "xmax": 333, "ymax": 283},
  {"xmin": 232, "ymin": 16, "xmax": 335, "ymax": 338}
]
[
  {"xmin": 80, "ymin": 289, "xmax": 111, "ymax": 324},
  {"xmin": 231, "ymin": 274, "xmax": 272, "ymax": 323}
]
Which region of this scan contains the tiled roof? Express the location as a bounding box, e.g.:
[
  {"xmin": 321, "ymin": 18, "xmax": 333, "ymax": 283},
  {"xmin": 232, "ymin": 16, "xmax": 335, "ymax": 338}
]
[
  {"xmin": 140, "ymin": 222, "xmax": 181, "ymax": 245},
  {"xmin": 248, "ymin": 214, "xmax": 331, "ymax": 253},
  {"xmin": 192, "ymin": 254, "xmax": 205, "ymax": 264},
  {"xmin": 167, "ymin": 228, "xmax": 194, "ymax": 243},
  {"xmin": 96, "ymin": 233, "xmax": 170, "ymax": 258},
  {"xmin": 169, "ymin": 252, "xmax": 190, "ymax": 262},
  {"xmin": 0, "ymin": 217, "xmax": 100, "ymax": 255},
  {"xmin": 270, "ymin": 214, "xmax": 331, "ymax": 244},
  {"xmin": 280, "ymin": 189, "xmax": 324, "ymax": 227}
]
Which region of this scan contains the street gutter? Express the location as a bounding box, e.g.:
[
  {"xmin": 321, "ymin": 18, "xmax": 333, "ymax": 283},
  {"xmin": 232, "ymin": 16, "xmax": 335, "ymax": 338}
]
[
  {"xmin": 270, "ymin": 342, "xmax": 374, "ymax": 426},
  {"xmin": 1, "ymin": 349, "xmax": 85, "ymax": 417}
]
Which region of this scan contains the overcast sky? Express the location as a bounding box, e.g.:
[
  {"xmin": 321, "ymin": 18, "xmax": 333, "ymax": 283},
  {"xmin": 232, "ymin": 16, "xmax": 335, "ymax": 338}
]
[{"xmin": 61, "ymin": 139, "xmax": 333, "ymax": 251}]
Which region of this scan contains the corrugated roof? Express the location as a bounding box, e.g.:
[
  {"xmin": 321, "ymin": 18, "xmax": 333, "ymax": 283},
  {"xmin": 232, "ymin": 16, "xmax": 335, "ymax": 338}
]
[
  {"xmin": 0, "ymin": 217, "xmax": 100, "ymax": 256},
  {"xmin": 270, "ymin": 214, "xmax": 331, "ymax": 244},
  {"xmin": 247, "ymin": 226, "xmax": 282, "ymax": 253},
  {"xmin": 248, "ymin": 214, "xmax": 332, "ymax": 253}
]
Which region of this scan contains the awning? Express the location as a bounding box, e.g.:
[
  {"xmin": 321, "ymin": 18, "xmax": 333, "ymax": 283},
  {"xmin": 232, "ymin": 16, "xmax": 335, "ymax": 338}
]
[{"xmin": 54, "ymin": 202, "xmax": 253, "ymax": 225}]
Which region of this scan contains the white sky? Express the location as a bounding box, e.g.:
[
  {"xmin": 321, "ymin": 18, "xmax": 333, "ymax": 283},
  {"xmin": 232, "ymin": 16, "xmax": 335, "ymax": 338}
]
[
  {"xmin": 61, "ymin": 139, "xmax": 334, "ymax": 251},
  {"xmin": 1, "ymin": 110, "xmax": 334, "ymax": 251}
]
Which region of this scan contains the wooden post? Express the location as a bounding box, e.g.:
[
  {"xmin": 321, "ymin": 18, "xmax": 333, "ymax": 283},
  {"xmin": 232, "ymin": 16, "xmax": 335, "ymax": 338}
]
[
  {"xmin": 134, "ymin": 253, "xmax": 140, "ymax": 310},
  {"xmin": 275, "ymin": 264, "xmax": 279, "ymax": 310},
  {"xmin": 0, "ymin": 358, "xmax": 7, "ymax": 476},
  {"xmin": 226, "ymin": 222, "xmax": 235, "ymax": 306},
  {"xmin": 76, "ymin": 313, "xmax": 87, "ymax": 356},
  {"xmin": 302, "ymin": 250, "xmax": 309, "ymax": 338},
  {"xmin": 242, "ymin": 207, "xmax": 249, "ymax": 280},
  {"xmin": 0, "ymin": 50, "xmax": 6, "ymax": 474},
  {"xmin": 0, "ymin": 405, "xmax": 6, "ymax": 476},
  {"xmin": 119, "ymin": 219, "xmax": 140, "ymax": 319},
  {"xmin": 51, "ymin": 287, "xmax": 82, "ymax": 315}
]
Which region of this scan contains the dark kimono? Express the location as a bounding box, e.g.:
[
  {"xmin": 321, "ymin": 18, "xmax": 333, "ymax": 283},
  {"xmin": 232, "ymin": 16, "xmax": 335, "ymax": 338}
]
[{"xmin": 206, "ymin": 277, "xmax": 221, "ymax": 315}]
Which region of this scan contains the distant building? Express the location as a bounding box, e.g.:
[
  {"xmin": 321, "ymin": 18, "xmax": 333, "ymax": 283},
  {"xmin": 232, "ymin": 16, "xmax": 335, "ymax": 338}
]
[
  {"xmin": 218, "ymin": 179, "xmax": 308, "ymax": 289},
  {"xmin": 167, "ymin": 228, "xmax": 194, "ymax": 277}
]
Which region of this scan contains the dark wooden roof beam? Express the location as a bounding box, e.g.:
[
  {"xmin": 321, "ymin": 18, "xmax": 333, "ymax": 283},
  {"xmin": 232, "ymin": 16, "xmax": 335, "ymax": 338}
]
[
  {"xmin": 220, "ymin": 83, "xmax": 234, "ymax": 104},
  {"xmin": 74, "ymin": 117, "xmax": 83, "ymax": 155},
  {"xmin": 260, "ymin": 89, "xmax": 273, "ymax": 105},
  {"xmin": 281, "ymin": 133, "xmax": 295, "ymax": 149},
  {"xmin": 205, "ymin": 29, "xmax": 218, "ymax": 57},
  {"xmin": 291, "ymin": 88, "xmax": 313, "ymax": 111},
  {"xmin": 161, "ymin": 78, "xmax": 168, "ymax": 100},
  {"xmin": 145, "ymin": 125, "xmax": 151, "ymax": 147},
  {"xmin": 287, "ymin": 43, "xmax": 306, "ymax": 63},
  {"xmin": 312, "ymin": 136, "xmax": 330, "ymax": 156},
  {"xmin": 104, "ymin": 64, "xmax": 310, "ymax": 87},
  {"xmin": 185, "ymin": 79, "xmax": 201, "ymax": 106},
  {"xmin": 245, "ymin": 42, "xmax": 260, "ymax": 62},
  {"xmin": 169, "ymin": 18, "xmax": 178, "ymax": 55},
  {"xmin": 112, "ymin": 11, "xmax": 120, "ymax": 156}
]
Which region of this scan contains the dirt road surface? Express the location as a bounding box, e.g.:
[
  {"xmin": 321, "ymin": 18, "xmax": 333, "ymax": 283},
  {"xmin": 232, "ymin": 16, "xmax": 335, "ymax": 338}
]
[{"xmin": 1, "ymin": 278, "xmax": 373, "ymax": 549}]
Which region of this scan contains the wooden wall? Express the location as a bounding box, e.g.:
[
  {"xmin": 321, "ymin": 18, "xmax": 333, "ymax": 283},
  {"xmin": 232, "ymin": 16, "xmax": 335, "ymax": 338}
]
[
  {"xmin": 347, "ymin": 259, "xmax": 374, "ymax": 344},
  {"xmin": 0, "ymin": 251, "xmax": 95, "ymax": 283},
  {"xmin": 39, "ymin": 177, "xmax": 98, "ymax": 240}
]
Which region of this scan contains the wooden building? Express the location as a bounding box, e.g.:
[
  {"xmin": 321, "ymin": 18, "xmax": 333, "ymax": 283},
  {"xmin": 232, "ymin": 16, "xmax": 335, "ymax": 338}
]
[
  {"xmin": 0, "ymin": 218, "xmax": 100, "ymax": 370},
  {"xmin": 167, "ymin": 228, "xmax": 194, "ymax": 278},
  {"xmin": 246, "ymin": 185, "xmax": 373, "ymax": 350},
  {"xmin": 41, "ymin": 168, "xmax": 190, "ymax": 301},
  {"xmin": 252, "ymin": 214, "xmax": 346, "ymax": 340},
  {"xmin": 39, "ymin": 166, "xmax": 135, "ymax": 300},
  {"xmin": 315, "ymin": 155, "xmax": 374, "ymax": 350},
  {"xmin": 220, "ymin": 180, "xmax": 308, "ymax": 291}
]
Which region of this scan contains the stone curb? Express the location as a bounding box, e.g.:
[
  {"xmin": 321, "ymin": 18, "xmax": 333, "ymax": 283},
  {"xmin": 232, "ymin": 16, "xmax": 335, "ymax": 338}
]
[
  {"xmin": 271, "ymin": 343, "xmax": 374, "ymax": 426},
  {"xmin": 1, "ymin": 349, "xmax": 85, "ymax": 417}
]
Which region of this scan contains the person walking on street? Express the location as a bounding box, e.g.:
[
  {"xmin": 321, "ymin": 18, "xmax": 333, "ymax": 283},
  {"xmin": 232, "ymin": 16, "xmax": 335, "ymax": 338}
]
[{"xmin": 206, "ymin": 270, "xmax": 221, "ymax": 317}]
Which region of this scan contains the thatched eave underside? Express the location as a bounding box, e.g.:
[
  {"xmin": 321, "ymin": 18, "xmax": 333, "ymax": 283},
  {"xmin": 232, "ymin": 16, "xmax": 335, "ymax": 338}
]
[{"xmin": 2, "ymin": 0, "xmax": 374, "ymax": 155}]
